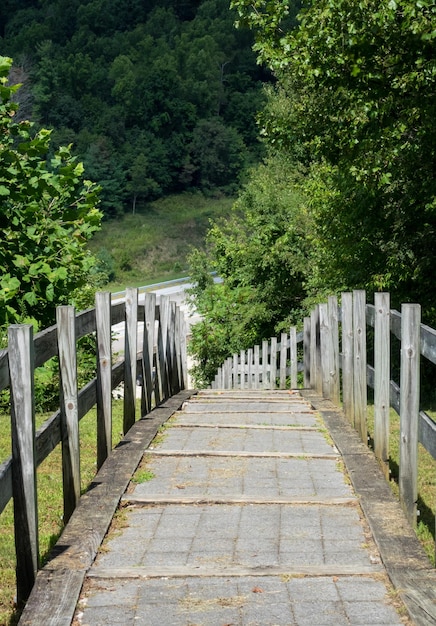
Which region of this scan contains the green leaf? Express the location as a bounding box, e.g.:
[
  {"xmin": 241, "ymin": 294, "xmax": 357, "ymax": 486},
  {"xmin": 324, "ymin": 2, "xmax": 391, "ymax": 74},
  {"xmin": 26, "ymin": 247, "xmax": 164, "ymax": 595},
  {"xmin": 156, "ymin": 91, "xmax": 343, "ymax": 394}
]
[
  {"xmin": 23, "ymin": 292, "xmax": 38, "ymax": 306},
  {"xmin": 45, "ymin": 283, "xmax": 54, "ymax": 302}
]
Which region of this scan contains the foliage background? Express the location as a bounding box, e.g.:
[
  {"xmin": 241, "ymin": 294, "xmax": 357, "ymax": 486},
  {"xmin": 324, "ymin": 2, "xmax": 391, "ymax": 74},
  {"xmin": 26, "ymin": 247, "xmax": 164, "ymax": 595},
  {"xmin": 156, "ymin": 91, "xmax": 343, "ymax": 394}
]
[
  {"xmin": 187, "ymin": 0, "xmax": 436, "ymax": 385},
  {"xmin": 0, "ymin": 0, "xmax": 270, "ymax": 216}
]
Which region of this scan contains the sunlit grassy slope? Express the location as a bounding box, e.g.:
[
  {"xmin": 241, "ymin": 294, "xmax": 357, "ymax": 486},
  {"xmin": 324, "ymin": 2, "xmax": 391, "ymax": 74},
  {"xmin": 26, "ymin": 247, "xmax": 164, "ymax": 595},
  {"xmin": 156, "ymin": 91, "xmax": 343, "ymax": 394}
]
[{"xmin": 88, "ymin": 192, "xmax": 234, "ymax": 290}]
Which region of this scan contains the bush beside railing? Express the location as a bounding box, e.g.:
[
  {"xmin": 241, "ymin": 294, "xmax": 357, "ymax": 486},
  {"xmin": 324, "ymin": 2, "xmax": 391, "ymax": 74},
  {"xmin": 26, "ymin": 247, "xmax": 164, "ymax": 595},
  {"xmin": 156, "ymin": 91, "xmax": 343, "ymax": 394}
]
[
  {"xmin": 212, "ymin": 290, "xmax": 436, "ymax": 560},
  {"xmin": 0, "ymin": 288, "xmax": 187, "ymax": 606}
]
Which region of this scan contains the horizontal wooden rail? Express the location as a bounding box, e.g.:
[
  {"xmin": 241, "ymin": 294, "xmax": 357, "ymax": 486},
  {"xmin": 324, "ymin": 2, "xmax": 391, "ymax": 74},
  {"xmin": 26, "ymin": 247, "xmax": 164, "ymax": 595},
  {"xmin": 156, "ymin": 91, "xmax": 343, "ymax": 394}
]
[
  {"xmin": 212, "ymin": 290, "xmax": 436, "ymax": 562},
  {"xmin": 0, "ymin": 289, "xmax": 188, "ymax": 607}
]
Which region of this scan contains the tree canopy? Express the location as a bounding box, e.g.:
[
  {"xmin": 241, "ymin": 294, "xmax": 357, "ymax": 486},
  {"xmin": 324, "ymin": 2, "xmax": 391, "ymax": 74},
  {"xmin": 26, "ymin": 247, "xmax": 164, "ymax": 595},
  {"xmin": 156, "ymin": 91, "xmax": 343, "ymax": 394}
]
[
  {"xmin": 0, "ymin": 55, "xmax": 101, "ymax": 339},
  {"xmin": 188, "ymin": 0, "xmax": 436, "ymax": 385},
  {"xmin": 0, "ymin": 0, "xmax": 269, "ymax": 216}
]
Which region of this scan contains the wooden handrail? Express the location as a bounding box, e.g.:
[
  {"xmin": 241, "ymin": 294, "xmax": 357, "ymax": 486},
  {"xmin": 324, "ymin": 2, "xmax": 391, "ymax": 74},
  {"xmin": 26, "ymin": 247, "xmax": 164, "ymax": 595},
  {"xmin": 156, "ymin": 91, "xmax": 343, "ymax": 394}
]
[
  {"xmin": 0, "ymin": 289, "xmax": 188, "ymax": 606},
  {"xmin": 212, "ymin": 290, "xmax": 436, "ymax": 561}
]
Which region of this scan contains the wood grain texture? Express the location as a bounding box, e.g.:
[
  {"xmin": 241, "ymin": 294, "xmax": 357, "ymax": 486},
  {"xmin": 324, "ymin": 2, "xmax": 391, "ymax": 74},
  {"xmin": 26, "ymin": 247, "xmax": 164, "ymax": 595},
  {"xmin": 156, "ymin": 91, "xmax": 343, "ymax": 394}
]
[
  {"xmin": 9, "ymin": 324, "xmax": 38, "ymax": 606},
  {"xmin": 57, "ymin": 306, "xmax": 81, "ymax": 523},
  {"xmin": 96, "ymin": 291, "xmax": 112, "ymax": 469},
  {"xmin": 399, "ymin": 303, "xmax": 421, "ymax": 527},
  {"xmin": 18, "ymin": 390, "xmax": 195, "ymax": 626}
]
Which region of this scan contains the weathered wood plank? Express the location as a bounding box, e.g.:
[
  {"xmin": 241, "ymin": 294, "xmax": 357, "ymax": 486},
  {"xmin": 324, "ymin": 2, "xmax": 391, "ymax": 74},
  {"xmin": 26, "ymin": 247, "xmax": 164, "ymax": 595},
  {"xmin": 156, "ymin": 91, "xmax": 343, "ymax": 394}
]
[
  {"xmin": 157, "ymin": 296, "xmax": 171, "ymax": 400},
  {"xmin": 0, "ymin": 457, "xmax": 12, "ymax": 514},
  {"xmin": 17, "ymin": 390, "xmax": 195, "ymax": 626},
  {"xmin": 122, "ymin": 495, "xmax": 357, "ymax": 506},
  {"xmin": 253, "ymin": 344, "xmax": 260, "ymax": 389},
  {"xmin": 374, "ymin": 293, "xmax": 390, "ymax": 479},
  {"xmin": 303, "ymin": 317, "xmax": 310, "ymax": 388},
  {"xmin": 289, "ymin": 327, "xmax": 297, "ymax": 389},
  {"xmin": 353, "ymin": 290, "xmax": 367, "ymax": 442},
  {"xmin": 123, "ymin": 287, "xmax": 138, "ymax": 433},
  {"xmin": 419, "ymin": 411, "xmax": 436, "ymax": 460},
  {"xmin": 143, "ymin": 296, "xmax": 158, "ymax": 407},
  {"xmin": 399, "ymin": 303, "xmax": 420, "ymax": 527},
  {"xmin": 319, "ymin": 303, "xmax": 330, "ymax": 399},
  {"xmin": 309, "ymin": 309, "xmax": 316, "ymax": 390},
  {"xmin": 174, "ymin": 305, "xmax": 183, "ymax": 392},
  {"xmin": 270, "ymin": 337, "xmax": 277, "ymax": 389},
  {"xmin": 88, "ymin": 564, "xmax": 383, "ymax": 580},
  {"xmin": 0, "ymin": 348, "xmax": 9, "ymax": 392},
  {"xmin": 262, "ymin": 340, "xmax": 268, "ymax": 389},
  {"xmin": 240, "ymin": 349, "xmax": 245, "ymax": 390},
  {"xmin": 280, "ymin": 332, "xmax": 287, "ymax": 389},
  {"xmin": 232, "ymin": 353, "xmax": 238, "ymax": 389},
  {"xmin": 168, "ymin": 301, "xmax": 178, "ymax": 394},
  {"xmin": 146, "ymin": 449, "xmax": 340, "ymax": 459},
  {"xmin": 171, "ymin": 423, "xmax": 319, "ymax": 430},
  {"xmin": 57, "ymin": 306, "xmax": 81, "ymax": 524},
  {"xmin": 303, "ymin": 388, "xmax": 436, "ymax": 626},
  {"xmin": 328, "ymin": 296, "xmax": 340, "ymax": 405},
  {"xmin": 95, "ymin": 292, "xmax": 112, "ymax": 469},
  {"xmin": 247, "ymin": 347, "xmax": 253, "ymax": 389},
  {"xmin": 420, "ymin": 322, "xmax": 436, "ymax": 366},
  {"xmin": 9, "ymin": 324, "xmax": 38, "ymax": 606},
  {"xmin": 1, "ymin": 360, "xmax": 126, "ymax": 516},
  {"xmin": 180, "ymin": 313, "xmax": 188, "ymax": 390},
  {"xmin": 341, "ymin": 292, "xmax": 354, "ymax": 423}
]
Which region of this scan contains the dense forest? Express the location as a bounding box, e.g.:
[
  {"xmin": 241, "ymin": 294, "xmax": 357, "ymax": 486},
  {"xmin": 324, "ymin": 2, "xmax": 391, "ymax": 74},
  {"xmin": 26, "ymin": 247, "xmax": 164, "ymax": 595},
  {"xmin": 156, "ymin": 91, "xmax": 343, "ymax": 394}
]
[
  {"xmin": 0, "ymin": 0, "xmax": 268, "ymax": 217},
  {"xmin": 188, "ymin": 0, "xmax": 436, "ymax": 385},
  {"xmin": 1, "ymin": 0, "xmax": 435, "ymax": 388}
]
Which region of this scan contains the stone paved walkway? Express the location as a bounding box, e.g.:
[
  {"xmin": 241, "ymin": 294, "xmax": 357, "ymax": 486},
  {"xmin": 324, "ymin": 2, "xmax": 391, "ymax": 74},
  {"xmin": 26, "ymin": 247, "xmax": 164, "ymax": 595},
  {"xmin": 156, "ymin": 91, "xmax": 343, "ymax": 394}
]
[{"xmin": 74, "ymin": 390, "xmax": 410, "ymax": 625}]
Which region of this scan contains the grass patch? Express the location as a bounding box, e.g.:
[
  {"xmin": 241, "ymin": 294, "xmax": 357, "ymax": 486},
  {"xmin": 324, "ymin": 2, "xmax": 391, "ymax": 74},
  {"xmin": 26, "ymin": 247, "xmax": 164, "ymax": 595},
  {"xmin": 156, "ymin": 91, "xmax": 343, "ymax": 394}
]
[
  {"xmin": 131, "ymin": 467, "xmax": 155, "ymax": 484},
  {"xmin": 0, "ymin": 401, "xmax": 125, "ymax": 625},
  {"xmin": 366, "ymin": 404, "xmax": 436, "ymax": 565},
  {"xmin": 88, "ymin": 192, "xmax": 234, "ymax": 289}
]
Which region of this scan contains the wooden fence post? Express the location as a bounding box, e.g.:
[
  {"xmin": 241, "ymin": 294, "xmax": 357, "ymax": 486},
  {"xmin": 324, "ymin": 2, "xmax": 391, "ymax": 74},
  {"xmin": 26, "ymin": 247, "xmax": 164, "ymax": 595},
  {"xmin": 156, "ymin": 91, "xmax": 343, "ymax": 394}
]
[
  {"xmin": 353, "ymin": 290, "xmax": 367, "ymax": 443},
  {"xmin": 303, "ymin": 317, "xmax": 310, "ymax": 388},
  {"xmin": 240, "ymin": 349, "xmax": 245, "ymax": 390},
  {"xmin": 142, "ymin": 292, "xmax": 156, "ymax": 415},
  {"xmin": 216, "ymin": 365, "xmax": 223, "ymax": 389},
  {"xmin": 175, "ymin": 305, "xmax": 184, "ymax": 391},
  {"xmin": 341, "ymin": 292, "xmax": 354, "ymax": 422},
  {"xmin": 124, "ymin": 287, "xmax": 138, "ymax": 433},
  {"xmin": 290, "ymin": 327, "xmax": 298, "ymax": 389},
  {"xmin": 233, "ymin": 353, "xmax": 238, "ymax": 389},
  {"xmin": 374, "ymin": 292, "xmax": 390, "ymax": 479},
  {"xmin": 179, "ymin": 313, "xmax": 188, "ymax": 390},
  {"xmin": 159, "ymin": 295, "xmax": 172, "ymax": 400},
  {"xmin": 310, "ymin": 309, "xmax": 317, "ymax": 390},
  {"xmin": 270, "ymin": 337, "xmax": 277, "ymax": 389},
  {"xmin": 262, "ymin": 340, "xmax": 268, "ymax": 389},
  {"xmin": 280, "ymin": 332, "xmax": 287, "ymax": 389},
  {"xmin": 9, "ymin": 324, "xmax": 38, "ymax": 606},
  {"xmin": 57, "ymin": 305, "xmax": 81, "ymax": 523},
  {"xmin": 95, "ymin": 292, "xmax": 112, "ymax": 469},
  {"xmin": 254, "ymin": 345, "xmax": 260, "ymax": 389},
  {"xmin": 399, "ymin": 303, "xmax": 421, "ymax": 527},
  {"xmin": 247, "ymin": 348, "xmax": 253, "ymax": 389},
  {"xmin": 319, "ymin": 303, "xmax": 330, "ymax": 398},
  {"xmin": 328, "ymin": 296, "xmax": 340, "ymax": 405},
  {"xmin": 311, "ymin": 306, "xmax": 322, "ymax": 394},
  {"xmin": 169, "ymin": 301, "xmax": 178, "ymax": 393},
  {"xmin": 223, "ymin": 357, "xmax": 231, "ymax": 389}
]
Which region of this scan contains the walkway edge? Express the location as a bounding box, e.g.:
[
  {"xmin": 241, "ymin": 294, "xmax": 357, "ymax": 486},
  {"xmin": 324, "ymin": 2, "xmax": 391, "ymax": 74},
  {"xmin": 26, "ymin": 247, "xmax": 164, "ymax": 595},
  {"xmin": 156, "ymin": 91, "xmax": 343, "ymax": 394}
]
[
  {"xmin": 301, "ymin": 389, "xmax": 436, "ymax": 626},
  {"xmin": 18, "ymin": 389, "xmax": 196, "ymax": 626}
]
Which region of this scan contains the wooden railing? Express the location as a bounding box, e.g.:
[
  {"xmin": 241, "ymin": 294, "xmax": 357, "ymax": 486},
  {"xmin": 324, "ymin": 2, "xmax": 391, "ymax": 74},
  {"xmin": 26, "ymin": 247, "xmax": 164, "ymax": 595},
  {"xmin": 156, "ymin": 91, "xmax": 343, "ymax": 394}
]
[
  {"xmin": 0, "ymin": 288, "xmax": 187, "ymax": 606},
  {"xmin": 212, "ymin": 290, "xmax": 436, "ymax": 558}
]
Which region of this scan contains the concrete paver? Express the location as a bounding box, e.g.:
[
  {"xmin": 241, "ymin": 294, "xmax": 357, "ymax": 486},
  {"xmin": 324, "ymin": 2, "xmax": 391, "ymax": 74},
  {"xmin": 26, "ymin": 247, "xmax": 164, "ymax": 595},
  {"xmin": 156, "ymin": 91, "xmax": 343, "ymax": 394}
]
[{"xmin": 74, "ymin": 390, "xmax": 409, "ymax": 626}]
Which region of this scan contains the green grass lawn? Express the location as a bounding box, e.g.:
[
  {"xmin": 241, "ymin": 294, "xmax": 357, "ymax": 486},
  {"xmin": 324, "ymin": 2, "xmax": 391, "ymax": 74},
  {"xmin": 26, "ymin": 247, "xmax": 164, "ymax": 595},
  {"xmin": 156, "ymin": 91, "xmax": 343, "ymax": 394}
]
[
  {"xmin": 88, "ymin": 192, "xmax": 234, "ymax": 290},
  {"xmin": 0, "ymin": 402, "xmax": 125, "ymax": 625}
]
